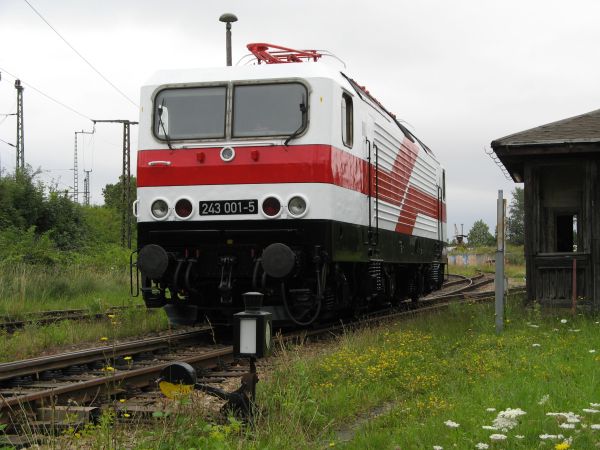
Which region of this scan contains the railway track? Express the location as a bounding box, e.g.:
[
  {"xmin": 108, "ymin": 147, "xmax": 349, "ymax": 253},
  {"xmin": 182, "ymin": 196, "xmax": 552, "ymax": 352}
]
[
  {"xmin": 0, "ymin": 274, "xmax": 521, "ymax": 447},
  {"xmin": 0, "ymin": 305, "xmax": 146, "ymax": 333}
]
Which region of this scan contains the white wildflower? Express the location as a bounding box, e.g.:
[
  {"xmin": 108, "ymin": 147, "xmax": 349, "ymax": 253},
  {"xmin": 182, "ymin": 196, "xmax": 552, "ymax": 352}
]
[
  {"xmin": 590, "ymin": 424, "xmax": 600, "ymax": 430},
  {"xmin": 515, "ymin": 435, "xmax": 525, "ymax": 439},
  {"xmin": 559, "ymin": 423, "xmax": 576, "ymax": 429},
  {"xmin": 528, "ymin": 324, "xmax": 539, "ymax": 328},
  {"xmin": 547, "ymin": 412, "xmax": 581, "ymax": 423},
  {"xmin": 486, "ymin": 408, "xmax": 496, "ymax": 412},
  {"xmin": 560, "ymin": 319, "xmax": 567, "ymax": 323},
  {"xmin": 538, "ymin": 394, "xmax": 550, "ymax": 405},
  {"xmin": 583, "ymin": 408, "xmax": 600, "ymax": 413},
  {"xmin": 590, "ymin": 350, "xmax": 596, "ymax": 353},
  {"xmin": 475, "ymin": 444, "xmax": 489, "ymax": 449},
  {"xmin": 539, "ymin": 434, "xmax": 564, "ymax": 440},
  {"xmin": 492, "ymin": 408, "xmax": 527, "ymax": 430},
  {"xmin": 481, "ymin": 425, "xmax": 497, "ymax": 430},
  {"xmin": 532, "ymin": 343, "xmax": 541, "ymax": 347},
  {"xmin": 444, "ymin": 420, "xmax": 460, "ymax": 428},
  {"xmin": 433, "ymin": 446, "xmax": 443, "ymax": 450},
  {"xmin": 553, "ymin": 328, "xmax": 559, "ymax": 331},
  {"xmin": 489, "ymin": 434, "xmax": 507, "ymax": 441},
  {"xmin": 590, "ymin": 403, "xmax": 600, "ymax": 407},
  {"xmin": 569, "ymin": 329, "xmax": 581, "ymax": 332}
]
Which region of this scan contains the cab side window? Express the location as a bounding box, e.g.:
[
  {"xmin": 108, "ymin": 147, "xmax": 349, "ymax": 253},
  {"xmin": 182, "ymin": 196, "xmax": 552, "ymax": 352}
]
[{"xmin": 342, "ymin": 93, "xmax": 353, "ymax": 148}]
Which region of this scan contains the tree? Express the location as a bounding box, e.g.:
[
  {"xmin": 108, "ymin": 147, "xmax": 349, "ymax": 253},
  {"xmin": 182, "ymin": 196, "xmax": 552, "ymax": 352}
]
[
  {"xmin": 102, "ymin": 175, "xmax": 137, "ymax": 210},
  {"xmin": 467, "ymin": 219, "xmax": 494, "ymax": 247},
  {"xmin": 0, "ymin": 167, "xmax": 89, "ymax": 254},
  {"xmin": 506, "ymin": 187, "xmax": 524, "ymax": 245}
]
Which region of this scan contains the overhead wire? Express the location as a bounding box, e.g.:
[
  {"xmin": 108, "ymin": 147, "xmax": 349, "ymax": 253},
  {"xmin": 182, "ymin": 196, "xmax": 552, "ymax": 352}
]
[
  {"xmin": 0, "ymin": 66, "xmax": 93, "ymax": 122},
  {"xmin": 0, "ymin": 101, "xmax": 18, "ymax": 126},
  {"xmin": 0, "ymin": 137, "xmax": 15, "ymax": 148},
  {"xmin": 22, "ymin": 0, "xmax": 139, "ymax": 109}
]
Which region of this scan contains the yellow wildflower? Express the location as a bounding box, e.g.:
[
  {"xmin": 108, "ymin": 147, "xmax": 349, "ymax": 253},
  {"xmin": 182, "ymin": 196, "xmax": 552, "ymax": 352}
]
[
  {"xmin": 123, "ymin": 413, "xmax": 131, "ymax": 418},
  {"xmin": 107, "ymin": 314, "xmax": 116, "ymax": 319},
  {"xmin": 123, "ymin": 356, "xmax": 132, "ymax": 361},
  {"xmin": 103, "ymin": 366, "xmax": 115, "ymax": 372},
  {"xmin": 555, "ymin": 442, "xmax": 570, "ymax": 450},
  {"xmin": 100, "ymin": 337, "xmax": 108, "ymax": 342},
  {"xmin": 329, "ymin": 442, "xmax": 336, "ymax": 447},
  {"xmin": 119, "ymin": 399, "xmax": 126, "ymax": 403}
]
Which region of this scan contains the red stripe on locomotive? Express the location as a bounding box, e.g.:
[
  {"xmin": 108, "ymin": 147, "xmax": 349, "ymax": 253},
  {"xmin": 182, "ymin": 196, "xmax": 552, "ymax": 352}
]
[{"xmin": 137, "ymin": 142, "xmax": 446, "ymax": 231}]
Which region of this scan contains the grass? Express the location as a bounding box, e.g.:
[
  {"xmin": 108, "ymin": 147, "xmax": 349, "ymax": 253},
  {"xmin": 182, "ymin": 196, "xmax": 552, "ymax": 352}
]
[
  {"xmin": 69, "ymin": 295, "xmax": 598, "ymax": 449},
  {"xmin": 448, "ymin": 263, "xmax": 526, "ymax": 285},
  {"xmin": 0, "ymin": 263, "xmax": 173, "ymax": 362},
  {"xmin": 0, "ymin": 307, "xmax": 170, "ymax": 362},
  {"xmin": 0, "ymin": 263, "xmax": 139, "ymax": 317}
]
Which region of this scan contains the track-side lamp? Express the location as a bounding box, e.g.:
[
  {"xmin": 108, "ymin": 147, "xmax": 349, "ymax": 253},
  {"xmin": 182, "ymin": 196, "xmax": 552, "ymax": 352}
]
[
  {"xmin": 233, "ymin": 292, "xmax": 272, "ymax": 358},
  {"xmin": 158, "ymin": 292, "xmax": 272, "ymax": 417}
]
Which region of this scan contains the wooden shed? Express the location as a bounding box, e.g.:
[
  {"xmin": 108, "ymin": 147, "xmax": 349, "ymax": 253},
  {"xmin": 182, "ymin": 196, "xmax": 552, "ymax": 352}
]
[{"xmin": 491, "ymin": 109, "xmax": 600, "ymax": 310}]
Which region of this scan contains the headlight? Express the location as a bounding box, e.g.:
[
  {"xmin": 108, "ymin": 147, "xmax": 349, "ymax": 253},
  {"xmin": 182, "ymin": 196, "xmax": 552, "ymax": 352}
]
[
  {"xmin": 220, "ymin": 146, "xmax": 235, "ymax": 162},
  {"xmin": 175, "ymin": 199, "xmax": 193, "ymax": 218},
  {"xmin": 151, "ymin": 199, "xmax": 169, "ymax": 219},
  {"xmin": 287, "ymin": 196, "xmax": 307, "ymax": 217},
  {"xmin": 262, "ymin": 196, "xmax": 281, "ymax": 217}
]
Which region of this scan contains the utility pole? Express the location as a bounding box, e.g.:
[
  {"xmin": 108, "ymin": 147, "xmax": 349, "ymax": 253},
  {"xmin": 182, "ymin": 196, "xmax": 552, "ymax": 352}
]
[
  {"xmin": 83, "ymin": 169, "xmax": 92, "ymax": 205},
  {"xmin": 15, "ymin": 79, "xmax": 24, "ymax": 171},
  {"xmin": 74, "ymin": 128, "xmax": 95, "ymax": 203},
  {"xmin": 93, "ymin": 119, "xmax": 138, "ymax": 249}
]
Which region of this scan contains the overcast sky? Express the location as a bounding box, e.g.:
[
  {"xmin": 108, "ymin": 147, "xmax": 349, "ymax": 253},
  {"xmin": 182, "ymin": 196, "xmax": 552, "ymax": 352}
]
[{"xmin": 1, "ymin": 0, "xmax": 599, "ymax": 237}]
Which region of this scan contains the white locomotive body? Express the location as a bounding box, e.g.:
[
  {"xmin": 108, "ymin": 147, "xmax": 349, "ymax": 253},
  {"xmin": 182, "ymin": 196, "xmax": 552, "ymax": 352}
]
[{"xmin": 134, "ymin": 45, "xmax": 447, "ymax": 325}]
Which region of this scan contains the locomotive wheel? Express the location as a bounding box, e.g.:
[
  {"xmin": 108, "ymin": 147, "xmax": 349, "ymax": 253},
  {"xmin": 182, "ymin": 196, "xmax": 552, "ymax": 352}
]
[{"xmin": 164, "ymin": 304, "xmax": 199, "ymax": 326}]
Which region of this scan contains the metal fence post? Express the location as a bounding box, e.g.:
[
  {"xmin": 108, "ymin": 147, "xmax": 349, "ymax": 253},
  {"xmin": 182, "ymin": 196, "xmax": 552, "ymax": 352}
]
[{"xmin": 495, "ymin": 190, "xmax": 506, "ymax": 333}]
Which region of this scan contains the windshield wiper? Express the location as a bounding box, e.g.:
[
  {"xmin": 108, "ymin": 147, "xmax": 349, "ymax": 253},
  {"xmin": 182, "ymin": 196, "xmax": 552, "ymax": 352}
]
[
  {"xmin": 157, "ymin": 100, "xmax": 173, "ymax": 150},
  {"xmin": 284, "ymin": 96, "xmax": 307, "ymax": 146}
]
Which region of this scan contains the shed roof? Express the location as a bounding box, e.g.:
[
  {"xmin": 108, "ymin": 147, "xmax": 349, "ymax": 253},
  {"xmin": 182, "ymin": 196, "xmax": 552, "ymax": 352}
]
[{"xmin": 492, "ymin": 108, "xmax": 600, "ymax": 147}]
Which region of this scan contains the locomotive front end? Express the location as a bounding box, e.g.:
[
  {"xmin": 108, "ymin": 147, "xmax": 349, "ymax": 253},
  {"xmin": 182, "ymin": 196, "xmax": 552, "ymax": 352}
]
[{"xmin": 134, "ymin": 65, "xmax": 340, "ymax": 326}]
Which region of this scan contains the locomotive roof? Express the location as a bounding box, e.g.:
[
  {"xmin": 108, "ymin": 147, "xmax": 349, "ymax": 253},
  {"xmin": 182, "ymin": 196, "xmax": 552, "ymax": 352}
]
[
  {"xmin": 143, "ymin": 62, "xmax": 350, "ymax": 87},
  {"xmin": 143, "ymin": 62, "xmax": 436, "ymax": 159}
]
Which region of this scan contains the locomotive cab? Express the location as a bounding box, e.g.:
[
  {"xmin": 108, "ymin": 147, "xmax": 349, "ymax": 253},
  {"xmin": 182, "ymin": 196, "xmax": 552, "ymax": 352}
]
[{"xmin": 134, "ymin": 45, "xmax": 447, "ymax": 327}]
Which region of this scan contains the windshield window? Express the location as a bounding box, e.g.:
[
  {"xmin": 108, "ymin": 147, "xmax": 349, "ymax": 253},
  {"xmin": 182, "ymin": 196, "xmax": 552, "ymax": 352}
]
[
  {"xmin": 232, "ymin": 83, "xmax": 306, "ymax": 137},
  {"xmin": 154, "ymin": 86, "xmax": 226, "ymax": 140}
]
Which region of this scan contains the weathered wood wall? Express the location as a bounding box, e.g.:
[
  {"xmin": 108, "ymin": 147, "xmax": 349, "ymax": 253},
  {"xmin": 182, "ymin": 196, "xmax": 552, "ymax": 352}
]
[{"xmin": 523, "ymin": 155, "xmax": 599, "ymax": 310}]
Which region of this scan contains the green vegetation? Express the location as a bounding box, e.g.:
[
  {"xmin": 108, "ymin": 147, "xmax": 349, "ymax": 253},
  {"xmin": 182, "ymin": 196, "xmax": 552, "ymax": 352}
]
[
  {"xmin": 507, "ymin": 187, "xmax": 524, "ymax": 245},
  {"xmin": 0, "ymin": 169, "xmax": 173, "ymax": 360},
  {"xmin": 467, "ymin": 219, "xmax": 495, "ymax": 247},
  {"xmin": 0, "ymin": 168, "xmax": 137, "ymax": 314},
  {"xmin": 60, "ymin": 296, "xmax": 599, "ymax": 449},
  {"xmin": 0, "ymin": 307, "xmax": 169, "ymax": 362},
  {"xmin": 460, "ymin": 187, "xmax": 524, "ymax": 248}
]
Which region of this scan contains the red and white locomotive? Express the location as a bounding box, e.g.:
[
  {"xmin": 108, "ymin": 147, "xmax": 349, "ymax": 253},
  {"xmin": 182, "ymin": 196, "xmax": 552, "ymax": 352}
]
[{"xmin": 134, "ymin": 44, "xmax": 447, "ymax": 326}]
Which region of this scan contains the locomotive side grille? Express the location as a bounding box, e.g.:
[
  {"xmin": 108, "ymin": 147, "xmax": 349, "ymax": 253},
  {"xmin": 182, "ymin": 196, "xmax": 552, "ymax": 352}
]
[{"xmin": 368, "ymin": 259, "xmax": 384, "ymax": 293}]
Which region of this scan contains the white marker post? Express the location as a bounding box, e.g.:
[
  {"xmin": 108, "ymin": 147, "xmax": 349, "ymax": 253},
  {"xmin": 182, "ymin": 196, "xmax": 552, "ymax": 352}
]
[{"xmin": 495, "ymin": 190, "xmax": 506, "ymax": 333}]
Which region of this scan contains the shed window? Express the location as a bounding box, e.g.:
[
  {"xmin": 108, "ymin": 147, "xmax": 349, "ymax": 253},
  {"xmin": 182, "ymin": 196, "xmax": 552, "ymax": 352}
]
[
  {"xmin": 341, "ymin": 93, "xmax": 353, "ymax": 147},
  {"xmin": 556, "ymin": 213, "xmax": 578, "ymax": 252}
]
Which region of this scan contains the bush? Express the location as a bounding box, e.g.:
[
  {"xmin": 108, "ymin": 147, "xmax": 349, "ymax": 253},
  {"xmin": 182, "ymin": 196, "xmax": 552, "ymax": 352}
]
[{"xmin": 0, "ymin": 227, "xmax": 61, "ymax": 265}]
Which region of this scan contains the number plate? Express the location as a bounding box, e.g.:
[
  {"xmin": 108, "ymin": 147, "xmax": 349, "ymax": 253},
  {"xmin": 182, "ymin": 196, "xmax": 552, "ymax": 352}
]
[{"xmin": 199, "ymin": 199, "xmax": 258, "ymax": 216}]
